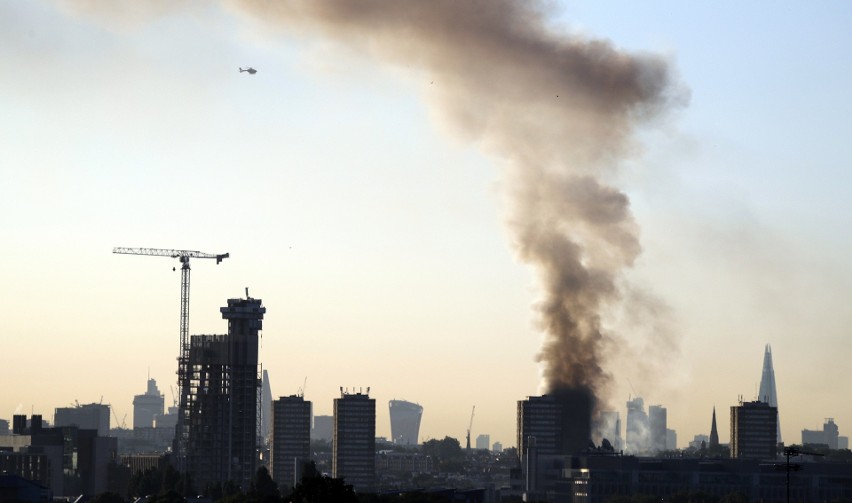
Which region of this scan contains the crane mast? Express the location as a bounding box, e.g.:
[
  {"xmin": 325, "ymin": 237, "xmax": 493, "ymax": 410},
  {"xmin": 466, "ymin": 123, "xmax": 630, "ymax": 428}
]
[{"xmin": 113, "ymin": 247, "xmax": 229, "ymax": 464}]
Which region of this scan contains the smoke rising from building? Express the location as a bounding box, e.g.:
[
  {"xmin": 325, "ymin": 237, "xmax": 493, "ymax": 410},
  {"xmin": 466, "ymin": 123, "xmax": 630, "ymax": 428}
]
[
  {"xmin": 62, "ymin": 0, "xmax": 684, "ymax": 446},
  {"xmin": 235, "ymin": 0, "xmax": 682, "ymax": 432}
]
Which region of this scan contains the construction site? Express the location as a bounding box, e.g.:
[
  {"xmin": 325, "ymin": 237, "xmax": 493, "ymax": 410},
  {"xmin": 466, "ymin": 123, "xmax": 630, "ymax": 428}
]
[
  {"xmin": 185, "ymin": 296, "xmax": 265, "ymax": 490},
  {"xmin": 114, "ymin": 247, "xmax": 264, "ymax": 490}
]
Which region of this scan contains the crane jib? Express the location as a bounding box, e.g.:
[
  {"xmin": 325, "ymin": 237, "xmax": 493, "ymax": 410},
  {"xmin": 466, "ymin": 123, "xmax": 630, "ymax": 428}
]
[{"xmin": 113, "ymin": 247, "xmax": 229, "ymax": 264}]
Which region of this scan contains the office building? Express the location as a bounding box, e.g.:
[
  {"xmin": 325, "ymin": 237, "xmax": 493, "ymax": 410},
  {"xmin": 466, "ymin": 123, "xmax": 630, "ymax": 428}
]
[
  {"xmin": 648, "ymin": 405, "xmax": 667, "ymax": 454},
  {"xmin": 730, "ymin": 400, "xmax": 777, "ymax": 460},
  {"xmin": 260, "ymin": 370, "xmax": 273, "ymax": 445},
  {"xmin": 492, "ymin": 441, "xmax": 503, "ymax": 453},
  {"xmin": 133, "ymin": 378, "xmax": 165, "ymax": 429},
  {"xmin": 388, "ymin": 400, "xmax": 423, "ymax": 446},
  {"xmin": 333, "ymin": 389, "xmax": 375, "ymax": 492},
  {"xmin": 559, "ymin": 455, "xmax": 852, "ymax": 503},
  {"xmin": 0, "ymin": 415, "xmax": 117, "ymax": 497},
  {"xmin": 666, "ymin": 429, "xmax": 677, "ymax": 451},
  {"xmin": 270, "ymin": 395, "xmax": 311, "ymax": 491},
  {"xmin": 758, "ymin": 344, "xmax": 782, "ymax": 443},
  {"xmin": 185, "ymin": 296, "xmax": 265, "ymax": 490},
  {"xmin": 475, "ymin": 434, "xmax": 490, "ymax": 450},
  {"xmin": 54, "ymin": 404, "xmax": 110, "ymax": 437},
  {"xmin": 689, "ymin": 434, "xmax": 710, "ymax": 450},
  {"xmin": 802, "ymin": 418, "xmax": 842, "ymax": 449},
  {"xmin": 312, "ymin": 415, "xmax": 333, "ymax": 442},
  {"xmin": 625, "ymin": 397, "xmax": 649, "ymax": 454}
]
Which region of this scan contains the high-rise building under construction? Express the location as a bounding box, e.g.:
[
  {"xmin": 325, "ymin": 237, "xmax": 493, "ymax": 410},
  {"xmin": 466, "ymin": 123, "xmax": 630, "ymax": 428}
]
[{"xmin": 185, "ymin": 296, "xmax": 265, "ymax": 490}]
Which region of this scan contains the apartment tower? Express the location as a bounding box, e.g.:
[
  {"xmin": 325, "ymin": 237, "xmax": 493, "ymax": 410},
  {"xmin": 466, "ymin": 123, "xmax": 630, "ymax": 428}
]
[
  {"xmin": 333, "ymin": 389, "xmax": 375, "ymax": 492},
  {"xmin": 270, "ymin": 395, "xmax": 311, "ymax": 491},
  {"xmin": 730, "ymin": 400, "xmax": 777, "ymax": 459}
]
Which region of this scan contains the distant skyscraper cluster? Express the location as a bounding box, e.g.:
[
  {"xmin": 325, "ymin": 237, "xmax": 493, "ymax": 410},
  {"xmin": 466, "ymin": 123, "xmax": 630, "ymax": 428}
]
[
  {"xmin": 621, "ymin": 398, "xmax": 668, "ymax": 455},
  {"xmin": 5, "ymin": 282, "xmax": 835, "ymax": 503},
  {"xmin": 802, "ymin": 418, "xmax": 849, "ymax": 449},
  {"xmin": 54, "ymin": 403, "xmax": 110, "ymax": 437},
  {"xmin": 597, "ymin": 410, "xmax": 623, "ymax": 451}
]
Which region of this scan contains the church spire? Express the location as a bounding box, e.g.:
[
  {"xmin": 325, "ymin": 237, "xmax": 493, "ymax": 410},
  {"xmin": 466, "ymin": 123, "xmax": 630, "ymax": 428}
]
[{"xmin": 709, "ymin": 406, "xmax": 719, "ymax": 449}]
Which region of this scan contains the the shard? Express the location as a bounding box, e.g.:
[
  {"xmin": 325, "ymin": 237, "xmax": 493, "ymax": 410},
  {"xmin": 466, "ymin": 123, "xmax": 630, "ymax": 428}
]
[
  {"xmin": 758, "ymin": 344, "xmax": 781, "ymax": 443},
  {"xmin": 261, "ymin": 369, "xmax": 273, "ymax": 444}
]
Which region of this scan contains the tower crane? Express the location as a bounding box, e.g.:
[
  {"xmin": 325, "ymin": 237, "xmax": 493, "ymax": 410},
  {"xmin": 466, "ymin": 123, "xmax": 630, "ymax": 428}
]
[
  {"xmin": 113, "ymin": 246, "xmax": 229, "ymax": 460},
  {"xmin": 466, "ymin": 405, "xmax": 475, "ymax": 450}
]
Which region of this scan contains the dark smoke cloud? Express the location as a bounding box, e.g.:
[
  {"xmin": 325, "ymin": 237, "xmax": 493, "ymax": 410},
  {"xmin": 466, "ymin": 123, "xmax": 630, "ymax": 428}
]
[
  {"xmin": 233, "ymin": 0, "xmax": 683, "ymax": 409},
  {"xmin": 58, "ymin": 0, "xmax": 684, "ymax": 426}
]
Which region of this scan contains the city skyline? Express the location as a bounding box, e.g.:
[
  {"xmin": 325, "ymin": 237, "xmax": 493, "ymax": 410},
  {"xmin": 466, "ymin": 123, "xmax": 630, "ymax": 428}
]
[{"xmin": 2, "ymin": 0, "xmax": 852, "ymax": 450}]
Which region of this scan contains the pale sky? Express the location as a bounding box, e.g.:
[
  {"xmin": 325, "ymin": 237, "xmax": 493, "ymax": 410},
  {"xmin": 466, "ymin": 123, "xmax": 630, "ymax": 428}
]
[{"xmin": 2, "ymin": 1, "xmax": 852, "ymax": 450}]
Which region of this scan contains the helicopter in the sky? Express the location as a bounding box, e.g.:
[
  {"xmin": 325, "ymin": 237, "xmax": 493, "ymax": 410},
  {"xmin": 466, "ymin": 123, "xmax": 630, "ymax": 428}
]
[{"xmin": 239, "ymin": 67, "xmax": 257, "ymax": 75}]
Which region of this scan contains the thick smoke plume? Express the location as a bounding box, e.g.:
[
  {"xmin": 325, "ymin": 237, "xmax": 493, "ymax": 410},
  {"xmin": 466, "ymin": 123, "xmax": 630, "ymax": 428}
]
[{"xmin": 235, "ymin": 1, "xmax": 681, "ymax": 419}]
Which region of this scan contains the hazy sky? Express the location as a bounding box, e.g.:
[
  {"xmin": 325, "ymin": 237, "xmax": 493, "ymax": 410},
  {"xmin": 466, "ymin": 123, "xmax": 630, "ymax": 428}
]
[{"xmin": 2, "ymin": 1, "xmax": 852, "ymax": 449}]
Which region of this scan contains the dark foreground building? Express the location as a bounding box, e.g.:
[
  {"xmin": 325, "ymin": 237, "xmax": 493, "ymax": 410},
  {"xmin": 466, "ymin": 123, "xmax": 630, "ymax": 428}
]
[
  {"xmin": 0, "ymin": 418, "xmax": 117, "ymax": 497},
  {"xmin": 333, "ymin": 389, "xmax": 376, "ymax": 493},
  {"xmin": 0, "ymin": 474, "xmax": 51, "ymax": 503},
  {"xmin": 517, "ymin": 454, "xmax": 852, "ymax": 503},
  {"xmin": 517, "ymin": 392, "xmax": 595, "ymax": 500},
  {"xmin": 731, "ymin": 400, "xmax": 777, "ymax": 459},
  {"xmin": 270, "ymin": 395, "xmax": 311, "ymax": 492}
]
